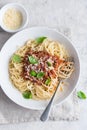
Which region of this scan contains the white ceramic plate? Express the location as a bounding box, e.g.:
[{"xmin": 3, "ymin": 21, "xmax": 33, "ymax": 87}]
[{"xmin": 0, "ymin": 27, "xmax": 80, "ymax": 110}]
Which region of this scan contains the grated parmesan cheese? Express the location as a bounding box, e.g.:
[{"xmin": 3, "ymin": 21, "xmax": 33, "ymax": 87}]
[{"xmin": 3, "ymin": 8, "xmax": 23, "ymax": 30}]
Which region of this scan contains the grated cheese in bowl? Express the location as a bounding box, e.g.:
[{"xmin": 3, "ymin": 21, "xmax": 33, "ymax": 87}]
[{"xmin": 3, "ymin": 8, "xmax": 23, "ymax": 30}]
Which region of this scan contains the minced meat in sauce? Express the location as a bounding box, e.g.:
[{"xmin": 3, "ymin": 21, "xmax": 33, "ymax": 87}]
[{"xmin": 22, "ymin": 50, "xmax": 62, "ymax": 85}]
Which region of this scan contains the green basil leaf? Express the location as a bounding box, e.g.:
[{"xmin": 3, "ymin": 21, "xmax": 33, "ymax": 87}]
[
  {"xmin": 22, "ymin": 91, "xmax": 32, "ymax": 99},
  {"xmin": 28, "ymin": 56, "xmax": 38, "ymax": 64},
  {"xmin": 37, "ymin": 72, "xmax": 44, "ymax": 78},
  {"xmin": 47, "ymin": 62, "xmax": 51, "ymax": 67},
  {"xmin": 77, "ymin": 91, "xmax": 87, "ymax": 99},
  {"xmin": 12, "ymin": 54, "xmax": 21, "ymax": 63},
  {"xmin": 36, "ymin": 37, "xmax": 47, "ymax": 44},
  {"xmin": 30, "ymin": 70, "xmax": 37, "ymax": 77},
  {"xmin": 45, "ymin": 78, "xmax": 51, "ymax": 85}
]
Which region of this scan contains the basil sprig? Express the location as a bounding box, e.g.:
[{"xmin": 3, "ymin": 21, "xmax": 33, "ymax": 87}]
[
  {"xmin": 30, "ymin": 70, "xmax": 37, "ymax": 77},
  {"xmin": 47, "ymin": 61, "xmax": 51, "ymax": 67},
  {"xmin": 45, "ymin": 78, "xmax": 51, "ymax": 85},
  {"xmin": 28, "ymin": 56, "xmax": 38, "ymax": 64},
  {"xmin": 77, "ymin": 91, "xmax": 87, "ymax": 99},
  {"xmin": 30, "ymin": 70, "xmax": 45, "ymax": 79},
  {"xmin": 12, "ymin": 54, "xmax": 21, "ymax": 63},
  {"xmin": 22, "ymin": 91, "xmax": 32, "ymax": 99},
  {"xmin": 37, "ymin": 72, "xmax": 45, "ymax": 78},
  {"xmin": 36, "ymin": 37, "xmax": 47, "ymax": 44}
]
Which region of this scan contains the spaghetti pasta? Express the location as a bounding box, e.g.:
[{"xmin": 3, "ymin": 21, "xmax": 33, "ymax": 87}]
[{"xmin": 9, "ymin": 38, "xmax": 74, "ymax": 100}]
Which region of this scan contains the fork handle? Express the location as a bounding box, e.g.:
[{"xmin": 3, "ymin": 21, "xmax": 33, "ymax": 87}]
[{"xmin": 40, "ymin": 80, "xmax": 61, "ymax": 121}]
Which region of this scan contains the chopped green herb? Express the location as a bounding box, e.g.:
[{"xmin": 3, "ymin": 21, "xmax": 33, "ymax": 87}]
[
  {"xmin": 22, "ymin": 91, "xmax": 32, "ymax": 99},
  {"xmin": 45, "ymin": 78, "xmax": 51, "ymax": 85},
  {"xmin": 37, "ymin": 72, "xmax": 44, "ymax": 78},
  {"xmin": 77, "ymin": 91, "xmax": 87, "ymax": 99},
  {"xmin": 28, "ymin": 56, "xmax": 38, "ymax": 64},
  {"xmin": 47, "ymin": 61, "xmax": 51, "ymax": 67},
  {"xmin": 36, "ymin": 37, "xmax": 47, "ymax": 44},
  {"xmin": 12, "ymin": 54, "xmax": 21, "ymax": 63},
  {"xmin": 30, "ymin": 70, "xmax": 37, "ymax": 77}
]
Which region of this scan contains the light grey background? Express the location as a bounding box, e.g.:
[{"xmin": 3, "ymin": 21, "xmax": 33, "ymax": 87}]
[{"xmin": 0, "ymin": 0, "xmax": 87, "ymax": 129}]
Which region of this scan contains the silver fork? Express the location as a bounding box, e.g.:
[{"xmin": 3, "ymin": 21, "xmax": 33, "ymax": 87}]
[
  {"xmin": 65, "ymin": 56, "xmax": 74, "ymax": 62},
  {"xmin": 40, "ymin": 57, "xmax": 74, "ymax": 122},
  {"xmin": 40, "ymin": 78, "xmax": 62, "ymax": 121}
]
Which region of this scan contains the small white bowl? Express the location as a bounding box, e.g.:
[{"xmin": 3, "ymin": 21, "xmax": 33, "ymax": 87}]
[{"xmin": 0, "ymin": 3, "xmax": 29, "ymax": 33}]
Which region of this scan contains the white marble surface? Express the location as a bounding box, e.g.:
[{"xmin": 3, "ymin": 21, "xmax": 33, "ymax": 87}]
[{"xmin": 0, "ymin": 0, "xmax": 87, "ymax": 129}]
